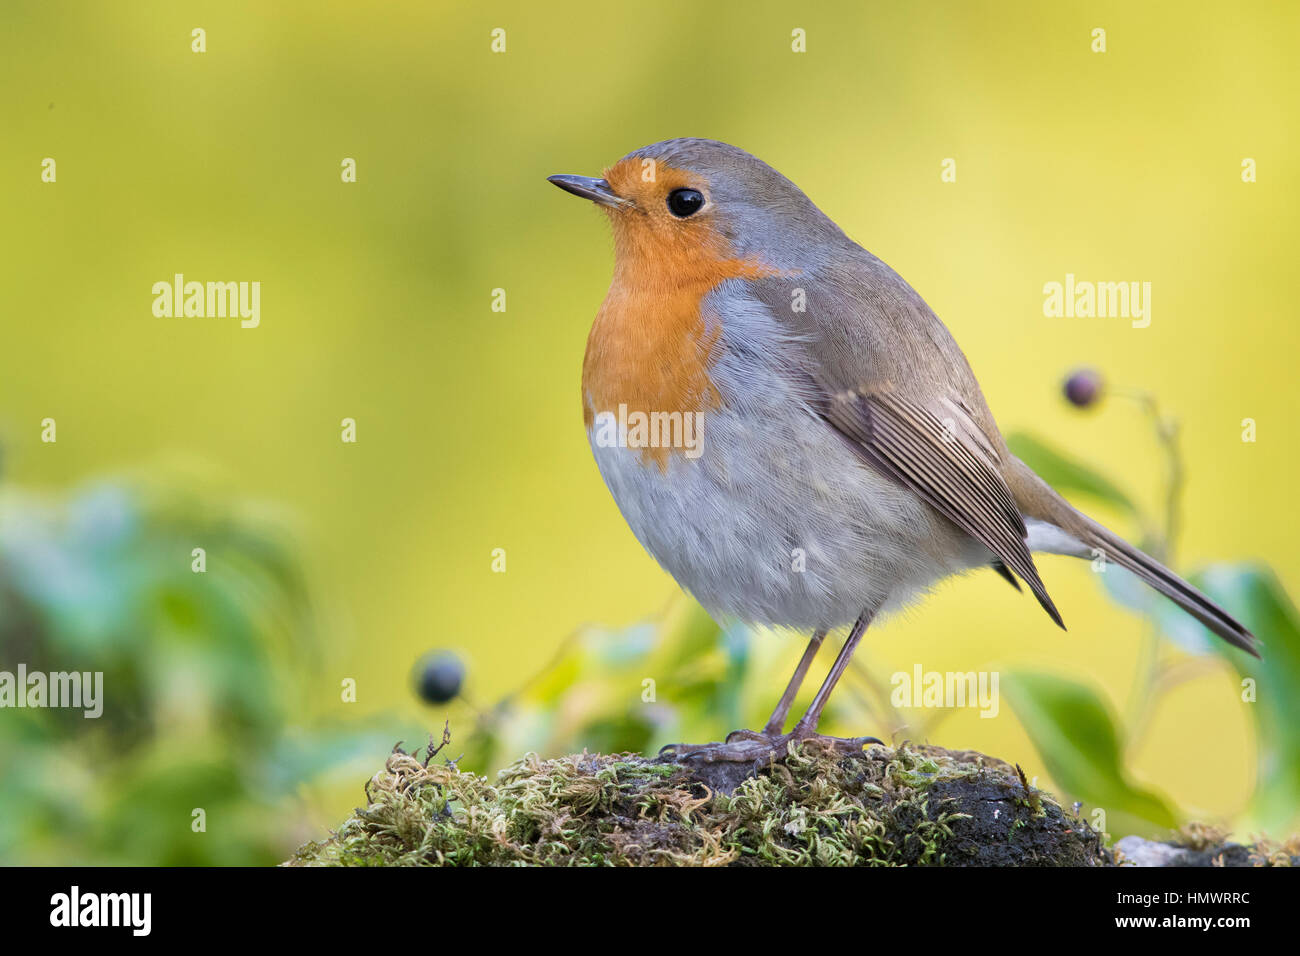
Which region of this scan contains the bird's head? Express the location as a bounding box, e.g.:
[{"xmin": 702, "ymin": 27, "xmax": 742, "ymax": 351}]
[{"xmin": 548, "ymin": 138, "xmax": 849, "ymax": 279}]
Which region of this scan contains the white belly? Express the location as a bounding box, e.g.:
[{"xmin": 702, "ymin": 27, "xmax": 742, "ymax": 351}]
[{"xmin": 587, "ymin": 374, "xmax": 987, "ymax": 631}]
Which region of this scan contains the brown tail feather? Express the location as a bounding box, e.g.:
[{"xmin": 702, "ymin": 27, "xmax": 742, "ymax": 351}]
[
  {"xmin": 1075, "ymin": 519, "xmax": 1260, "ymax": 657},
  {"xmin": 1007, "ymin": 457, "xmax": 1261, "ymax": 658}
]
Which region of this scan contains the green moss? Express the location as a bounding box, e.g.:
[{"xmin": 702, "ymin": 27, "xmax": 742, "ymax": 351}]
[{"xmin": 289, "ymin": 739, "xmax": 1110, "ymax": 867}]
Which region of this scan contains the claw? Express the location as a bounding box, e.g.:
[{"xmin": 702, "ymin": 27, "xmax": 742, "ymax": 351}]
[
  {"xmin": 801, "ymin": 733, "xmax": 884, "ymax": 754},
  {"xmin": 659, "ymin": 727, "xmax": 883, "ymax": 765}
]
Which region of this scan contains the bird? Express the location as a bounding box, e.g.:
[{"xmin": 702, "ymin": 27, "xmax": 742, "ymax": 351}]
[{"xmin": 547, "ymin": 138, "xmax": 1260, "ymax": 764}]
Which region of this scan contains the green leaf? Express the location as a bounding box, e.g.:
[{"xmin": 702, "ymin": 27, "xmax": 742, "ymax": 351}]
[
  {"xmin": 1004, "ymin": 671, "xmax": 1177, "ymax": 828},
  {"xmin": 1156, "ymin": 563, "xmax": 1300, "ymax": 831},
  {"xmin": 1005, "ymin": 432, "xmax": 1137, "ymax": 515}
]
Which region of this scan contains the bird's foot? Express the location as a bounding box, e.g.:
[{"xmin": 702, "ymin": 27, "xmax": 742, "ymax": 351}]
[
  {"xmin": 658, "ymin": 725, "xmax": 883, "ymax": 765},
  {"xmin": 657, "ymin": 731, "xmax": 781, "ymax": 765},
  {"xmin": 786, "ymin": 728, "xmax": 886, "ymax": 758}
]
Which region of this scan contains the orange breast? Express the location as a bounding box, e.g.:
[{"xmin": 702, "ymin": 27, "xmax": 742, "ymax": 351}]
[
  {"xmin": 582, "ymin": 239, "xmax": 779, "ymax": 469},
  {"xmin": 582, "ymin": 160, "xmax": 782, "ymax": 469}
]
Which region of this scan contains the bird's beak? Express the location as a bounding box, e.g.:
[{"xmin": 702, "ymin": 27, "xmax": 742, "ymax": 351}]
[{"xmin": 547, "ymin": 174, "xmax": 629, "ymax": 209}]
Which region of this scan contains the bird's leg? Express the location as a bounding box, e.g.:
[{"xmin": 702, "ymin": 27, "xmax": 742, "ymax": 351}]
[
  {"xmin": 787, "ymin": 608, "xmax": 879, "ymax": 752},
  {"xmin": 722, "ymin": 629, "xmax": 825, "ymax": 746},
  {"xmin": 762, "ymin": 628, "xmax": 826, "ymax": 735},
  {"xmin": 660, "ymin": 615, "xmax": 880, "ymax": 764}
]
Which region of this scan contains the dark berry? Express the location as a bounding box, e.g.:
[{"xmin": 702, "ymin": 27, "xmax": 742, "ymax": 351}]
[{"xmin": 414, "ymin": 651, "xmax": 465, "ymax": 704}]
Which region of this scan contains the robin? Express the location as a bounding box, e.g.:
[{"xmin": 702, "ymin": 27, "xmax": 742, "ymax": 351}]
[{"xmin": 548, "ymin": 138, "xmax": 1259, "ymax": 764}]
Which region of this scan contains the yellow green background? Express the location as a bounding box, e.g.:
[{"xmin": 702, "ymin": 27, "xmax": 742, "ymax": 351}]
[{"xmin": 2, "ymin": 0, "xmax": 1297, "ymax": 848}]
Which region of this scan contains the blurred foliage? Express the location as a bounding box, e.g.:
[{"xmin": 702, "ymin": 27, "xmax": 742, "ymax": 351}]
[
  {"xmin": 1005, "ymin": 385, "xmax": 1300, "ymax": 836},
  {"xmin": 439, "ymin": 596, "xmax": 904, "ymax": 777},
  {"xmin": 1163, "ymin": 565, "xmax": 1300, "ymax": 830},
  {"xmin": 1005, "ymin": 433, "xmax": 1137, "ymax": 518},
  {"xmin": 451, "ymin": 600, "xmax": 753, "ymax": 771},
  {"xmin": 1003, "ymin": 671, "xmax": 1177, "ymax": 834},
  {"xmin": 0, "ymin": 473, "xmax": 422, "ymax": 865},
  {"xmin": 0, "ymin": 381, "xmax": 1293, "ymax": 862}
]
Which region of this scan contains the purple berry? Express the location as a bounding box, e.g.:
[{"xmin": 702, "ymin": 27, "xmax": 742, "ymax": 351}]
[{"xmin": 1063, "ymin": 368, "xmax": 1103, "ymax": 408}]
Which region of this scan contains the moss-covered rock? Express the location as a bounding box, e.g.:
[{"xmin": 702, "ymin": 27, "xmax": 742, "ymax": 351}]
[
  {"xmin": 1116, "ymin": 824, "xmax": 1300, "ymax": 867},
  {"xmin": 289, "ymin": 739, "xmax": 1112, "ymax": 866}
]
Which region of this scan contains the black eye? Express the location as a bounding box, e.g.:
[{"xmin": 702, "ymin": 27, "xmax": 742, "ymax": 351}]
[{"xmin": 666, "ymin": 188, "xmax": 705, "ymax": 218}]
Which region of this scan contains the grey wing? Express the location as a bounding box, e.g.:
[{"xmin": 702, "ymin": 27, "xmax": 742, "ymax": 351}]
[
  {"xmin": 822, "ymin": 388, "xmax": 1064, "ymax": 628},
  {"xmin": 745, "ymin": 263, "xmax": 1063, "ymax": 627}
]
